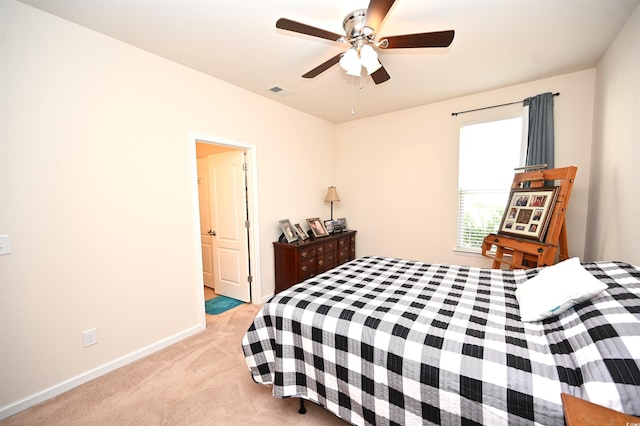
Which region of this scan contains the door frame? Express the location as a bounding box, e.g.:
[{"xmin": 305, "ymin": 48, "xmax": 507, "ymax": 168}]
[{"xmin": 189, "ymin": 134, "xmax": 262, "ymax": 324}]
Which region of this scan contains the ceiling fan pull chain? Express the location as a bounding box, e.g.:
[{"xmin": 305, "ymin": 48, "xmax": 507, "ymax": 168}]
[{"xmin": 350, "ymin": 75, "xmax": 355, "ymax": 115}]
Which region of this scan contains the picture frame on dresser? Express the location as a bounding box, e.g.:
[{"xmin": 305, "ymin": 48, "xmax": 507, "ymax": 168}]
[
  {"xmin": 294, "ymin": 223, "xmax": 308, "ymax": 241},
  {"xmin": 306, "ymin": 217, "xmax": 329, "ymax": 238},
  {"xmin": 336, "ymin": 217, "xmax": 347, "ymax": 230},
  {"xmin": 324, "ymin": 219, "xmax": 335, "ymax": 234},
  {"xmin": 497, "ymin": 187, "xmax": 559, "ymax": 242},
  {"xmin": 278, "ymin": 219, "xmax": 298, "ymax": 243}
]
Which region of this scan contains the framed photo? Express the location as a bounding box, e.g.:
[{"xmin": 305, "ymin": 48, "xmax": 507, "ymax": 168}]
[
  {"xmin": 294, "ymin": 223, "xmax": 308, "ymax": 241},
  {"xmin": 306, "ymin": 217, "xmax": 329, "ymax": 238},
  {"xmin": 278, "ymin": 219, "xmax": 298, "ymax": 243},
  {"xmin": 324, "ymin": 219, "xmax": 334, "ymax": 234},
  {"xmin": 336, "ymin": 217, "xmax": 347, "ymax": 230},
  {"xmin": 498, "ymin": 187, "xmax": 559, "ymax": 241}
]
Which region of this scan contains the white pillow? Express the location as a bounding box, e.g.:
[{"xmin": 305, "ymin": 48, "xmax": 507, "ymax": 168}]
[{"xmin": 515, "ymin": 257, "xmax": 608, "ymax": 322}]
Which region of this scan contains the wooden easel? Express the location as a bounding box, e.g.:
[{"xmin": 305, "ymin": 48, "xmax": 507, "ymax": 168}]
[{"xmin": 481, "ymin": 166, "xmax": 577, "ymax": 269}]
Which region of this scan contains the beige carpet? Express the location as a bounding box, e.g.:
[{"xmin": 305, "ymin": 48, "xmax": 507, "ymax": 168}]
[{"xmin": 1, "ymin": 301, "xmax": 348, "ymax": 425}]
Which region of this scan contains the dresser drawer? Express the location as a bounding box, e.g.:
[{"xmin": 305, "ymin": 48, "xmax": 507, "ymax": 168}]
[
  {"xmin": 338, "ymin": 236, "xmax": 353, "ymax": 262},
  {"xmin": 298, "ymin": 247, "xmax": 316, "ymax": 261},
  {"xmin": 325, "ymin": 252, "xmax": 336, "ymax": 268},
  {"xmin": 318, "ymin": 253, "xmax": 337, "ymax": 273},
  {"xmin": 338, "ymin": 248, "xmax": 350, "ymax": 263},
  {"xmin": 317, "ymin": 255, "xmax": 326, "ymax": 272},
  {"xmin": 338, "ymin": 237, "xmax": 351, "ymax": 251},
  {"xmin": 299, "ymin": 258, "xmax": 317, "ymax": 280}
]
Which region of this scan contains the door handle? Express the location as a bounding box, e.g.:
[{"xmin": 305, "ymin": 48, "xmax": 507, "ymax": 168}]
[{"xmin": 208, "ymin": 230, "xmax": 217, "ymax": 236}]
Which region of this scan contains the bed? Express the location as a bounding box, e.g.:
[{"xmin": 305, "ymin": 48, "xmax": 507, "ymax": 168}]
[{"xmin": 242, "ymin": 256, "xmax": 640, "ymax": 425}]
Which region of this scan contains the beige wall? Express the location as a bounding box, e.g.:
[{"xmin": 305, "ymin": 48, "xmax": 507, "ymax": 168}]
[
  {"xmin": 1, "ymin": 0, "xmax": 335, "ymax": 415},
  {"xmin": 336, "ymin": 69, "xmax": 596, "ymax": 267},
  {"xmin": 586, "ymin": 4, "xmax": 640, "ymax": 265},
  {"xmin": 2, "ymin": 0, "xmax": 638, "ymax": 419}
]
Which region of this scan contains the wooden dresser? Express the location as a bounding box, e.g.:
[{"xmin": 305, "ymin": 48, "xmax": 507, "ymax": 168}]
[{"xmin": 273, "ymin": 230, "xmax": 356, "ymax": 294}]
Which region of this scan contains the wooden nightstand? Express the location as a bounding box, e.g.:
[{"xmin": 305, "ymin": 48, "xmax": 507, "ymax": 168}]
[
  {"xmin": 561, "ymin": 393, "xmax": 640, "ymax": 426},
  {"xmin": 273, "ymin": 230, "xmax": 356, "ymax": 294}
]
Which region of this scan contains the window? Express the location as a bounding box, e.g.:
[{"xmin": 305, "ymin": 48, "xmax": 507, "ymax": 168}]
[{"xmin": 457, "ymin": 117, "xmax": 523, "ymax": 250}]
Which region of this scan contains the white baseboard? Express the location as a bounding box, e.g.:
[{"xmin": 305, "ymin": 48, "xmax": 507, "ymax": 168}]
[{"xmin": 0, "ymin": 323, "xmax": 204, "ymax": 420}]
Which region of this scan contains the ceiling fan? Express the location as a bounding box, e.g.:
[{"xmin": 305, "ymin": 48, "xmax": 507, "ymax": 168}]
[{"xmin": 276, "ymin": 0, "xmax": 454, "ymax": 84}]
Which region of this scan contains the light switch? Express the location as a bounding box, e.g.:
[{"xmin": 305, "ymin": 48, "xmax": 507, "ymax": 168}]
[{"xmin": 0, "ymin": 235, "xmax": 12, "ymax": 255}]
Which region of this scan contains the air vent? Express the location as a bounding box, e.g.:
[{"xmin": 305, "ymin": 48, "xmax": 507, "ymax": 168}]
[{"xmin": 268, "ymin": 86, "xmax": 291, "ymax": 96}]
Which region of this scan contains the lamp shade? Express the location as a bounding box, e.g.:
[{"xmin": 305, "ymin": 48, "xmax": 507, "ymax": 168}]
[
  {"xmin": 339, "ymin": 48, "xmax": 361, "ymax": 76},
  {"xmin": 325, "ymin": 186, "xmax": 341, "ymax": 202},
  {"xmin": 360, "ymin": 44, "xmax": 382, "ymax": 74}
]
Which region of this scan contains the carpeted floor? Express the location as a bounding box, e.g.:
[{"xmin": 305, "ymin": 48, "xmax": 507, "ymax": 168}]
[{"xmin": 1, "ymin": 302, "xmax": 348, "ymax": 425}]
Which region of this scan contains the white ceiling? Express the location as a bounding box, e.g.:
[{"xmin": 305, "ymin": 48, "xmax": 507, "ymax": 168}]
[{"xmin": 19, "ymin": 0, "xmax": 639, "ymax": 124}]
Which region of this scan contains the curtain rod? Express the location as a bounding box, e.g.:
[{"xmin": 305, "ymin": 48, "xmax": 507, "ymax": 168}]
[{"xmin": 451, "ymin": 92, "xmax": 559, "ymax": 116}]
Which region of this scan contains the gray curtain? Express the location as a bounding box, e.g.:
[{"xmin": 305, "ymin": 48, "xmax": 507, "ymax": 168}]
[{"xmin": 524, "ymin": 92, "xmax": 555, "ymax": 168}]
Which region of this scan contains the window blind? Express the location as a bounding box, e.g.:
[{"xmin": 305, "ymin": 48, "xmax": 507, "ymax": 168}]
[{"xmin": 457, "ymin": 117, "xmax": 523, "ymax": 250}]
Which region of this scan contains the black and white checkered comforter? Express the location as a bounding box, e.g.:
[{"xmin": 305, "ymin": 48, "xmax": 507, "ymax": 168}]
[{"xmin": 242, "ymin": 256, "xmax": 640, "ymax": 425}]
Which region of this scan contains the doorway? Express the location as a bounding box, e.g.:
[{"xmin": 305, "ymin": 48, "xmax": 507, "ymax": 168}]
[{"xmin": 194, "ymin": 138, "xmax": 259, "ymax": 305}]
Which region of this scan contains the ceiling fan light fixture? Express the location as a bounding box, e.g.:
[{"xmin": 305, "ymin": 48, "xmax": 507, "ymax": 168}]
[
  {"xmin": 360, "ymin": 44, "xmax": 382, "ymax": 74},
  {"xmin": 277, "ymin": 4, "xmax": 456, "ymax": 85},
  {"xmin": 345, "ymin": 65, "xmax": 362, "ymax": 77},
  {"xmin": 339, "ymin": 48, "xmax": 361, "ymax": 76}
]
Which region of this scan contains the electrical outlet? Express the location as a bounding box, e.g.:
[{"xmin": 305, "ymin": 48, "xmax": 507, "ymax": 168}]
[{"xmin": 82, "ymin": 328, "xmax": 97, "ymax": 348}]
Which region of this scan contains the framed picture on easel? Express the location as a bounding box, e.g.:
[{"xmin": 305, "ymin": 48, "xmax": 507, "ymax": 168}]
[{"xmin": 498, "ymin": 187, "xmax": 559, "ymax": 241}]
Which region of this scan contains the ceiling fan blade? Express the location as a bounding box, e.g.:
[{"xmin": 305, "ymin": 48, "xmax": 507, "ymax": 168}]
[
  {"xmin": 276, "ymin": 18, "xmax": 344, "ymax": 42},
  {"xmin": 364, "ymin": 0, "xmax": 396, "ymax": 33},
  {"xmin": 302, "ymin": 53, "xmax": 343, "ymax": 78},
  {"xmin": 382, "ymin": 30, "xmax": 455, "ymax": 49},
  {"xmin": 370, "ymin": 64, "xmax": 391, "ymax": 84}
]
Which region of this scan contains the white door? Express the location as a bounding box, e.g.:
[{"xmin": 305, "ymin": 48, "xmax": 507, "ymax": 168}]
[
  {"xmin": 208, "ymin": 150, "xmax": 251, "ymax": 302},
  {"xmin": 197, "ymin": 158, "xmax": 214, "ymax": 288}
]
